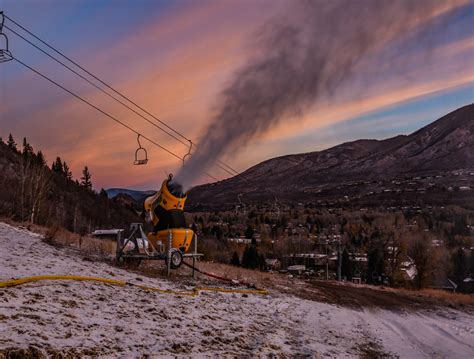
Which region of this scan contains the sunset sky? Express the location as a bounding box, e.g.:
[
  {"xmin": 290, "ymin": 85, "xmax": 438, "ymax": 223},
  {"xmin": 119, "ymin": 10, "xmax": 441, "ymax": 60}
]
[{"xmin": 0, "ymin": 0, "xmax": 473, "ymax": 190}]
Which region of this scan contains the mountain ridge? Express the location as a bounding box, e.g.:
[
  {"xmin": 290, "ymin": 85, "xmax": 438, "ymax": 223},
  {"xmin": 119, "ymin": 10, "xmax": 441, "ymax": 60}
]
[
  {"xmin": 106, "ymin": 104, "xmax": 474, "ymax": 210},
  {"xmin": 188, "ymin": 104, "xmax": 474, "ymax": 209}
]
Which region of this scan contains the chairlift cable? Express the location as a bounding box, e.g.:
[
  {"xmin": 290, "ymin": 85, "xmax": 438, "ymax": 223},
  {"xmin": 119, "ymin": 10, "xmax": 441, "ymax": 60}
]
[
  {"xmin": 11, "ymin": 56, "xmax": 219, "ymax": 182},
  {"xmin": 4, "ymin": 14, "xmax": 188, "ymax": 142},
  {"xmin": 5, "ymin": 23, "xmax": 237, "ymax": 176},
  {"xmin": 4, "ymin": 22, "xmax": 237, "ymax": 178},
  {"xmin": 4, "ymin": 24, "xmax": 191, "ymax": 148},
  {"xmin": 4, "ymin": 14, "xmax": 241, "ymax": 177}
]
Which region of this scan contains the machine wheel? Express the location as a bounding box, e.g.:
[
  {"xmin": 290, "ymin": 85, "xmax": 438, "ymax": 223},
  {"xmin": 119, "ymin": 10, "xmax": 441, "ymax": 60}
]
[
  {"xmin": 167, "ymin": 249, "xmax": 183, "ymax": 269},
  {"xmin": 116, "ymin": 254, "xmax": 142, "ymax": 269}
]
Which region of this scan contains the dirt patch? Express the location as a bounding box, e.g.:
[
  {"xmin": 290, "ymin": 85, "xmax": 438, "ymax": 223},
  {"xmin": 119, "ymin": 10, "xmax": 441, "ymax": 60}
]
[
  {"xmin": 0, "ymin": 346, "xmax": 90, "ymax": 359},
  {"xmin": 0, "ymin": 346, "xmax": 45, "ymax": 359},
  {"xmin": 103, "ymin": 258, "xmax": 474, "ymax": 312},
  {"xmin": 355, "ymin": 340, "xmax": 395, "ymax": 358},
  {"xmin": 270, "ymin": 278, "xmax": 474, "ymax": 312}
]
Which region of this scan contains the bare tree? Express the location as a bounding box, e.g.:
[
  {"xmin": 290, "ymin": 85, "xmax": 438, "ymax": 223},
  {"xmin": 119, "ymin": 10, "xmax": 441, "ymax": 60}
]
[
  {"xmin": 29, "ymin": 163, "xmax": 51, "ymax": 224},
  {"xmin": 18, "ymin": 150, "xmax": 51, "ymax": 224}
]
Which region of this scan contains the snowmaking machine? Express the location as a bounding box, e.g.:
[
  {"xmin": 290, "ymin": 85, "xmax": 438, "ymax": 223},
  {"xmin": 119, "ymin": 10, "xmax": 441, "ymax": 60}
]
[{"xmin": 115, "ymin": 174, "xmax": 201, "ymax": 275}]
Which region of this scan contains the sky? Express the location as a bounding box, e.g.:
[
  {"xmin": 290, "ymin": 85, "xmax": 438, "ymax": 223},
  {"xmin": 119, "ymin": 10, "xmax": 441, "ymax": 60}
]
[{"xmin": 0, "ymin": 0, "xmax": 473, "ymax": 190}]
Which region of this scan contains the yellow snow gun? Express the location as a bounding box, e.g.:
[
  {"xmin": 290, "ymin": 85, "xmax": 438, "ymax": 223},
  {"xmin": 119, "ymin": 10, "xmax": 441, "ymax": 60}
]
[{"xmin": 144, "ymin": 174, "xmax": 194, "ymax": 255}]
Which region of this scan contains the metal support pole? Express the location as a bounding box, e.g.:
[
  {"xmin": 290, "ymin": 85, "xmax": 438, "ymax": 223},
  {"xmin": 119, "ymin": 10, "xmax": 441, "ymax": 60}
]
[
  {"xmin": 167, "ymin": 230, "xmax": 172, "ymax": 277},
  {"xmin": 325, "ymin": 240, "xmax": 329, "ymax": 280},
  {"xmin": 116, "ymin": 230, "xmax": 122, "ymax": 258},
  {"xmin": 193, "ymin": 234, "xmax": 197, "ymax": 279},
  {"xmin": 337, "ymin": 240, "xmax": 341, "ymax": 281}
]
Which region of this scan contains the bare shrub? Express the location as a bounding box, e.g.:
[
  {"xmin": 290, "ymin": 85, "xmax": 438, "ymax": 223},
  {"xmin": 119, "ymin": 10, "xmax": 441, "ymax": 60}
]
[
  {"xmin": 43, "ymin": 225, "xmax": 60, "ymax": 246},
  {"xmin": 41, "ymin": 224, "xmax": 115, "ymax": 259},
  {"xmin": 79, "ymin": 236, "xmax": 116, "ymax": 258}
]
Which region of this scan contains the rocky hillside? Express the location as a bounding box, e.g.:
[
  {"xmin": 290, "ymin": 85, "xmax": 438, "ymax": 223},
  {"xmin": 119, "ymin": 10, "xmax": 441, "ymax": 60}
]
[{"xmin": 188, "ymin": 104, "xmax": 474, "ymax": 210}]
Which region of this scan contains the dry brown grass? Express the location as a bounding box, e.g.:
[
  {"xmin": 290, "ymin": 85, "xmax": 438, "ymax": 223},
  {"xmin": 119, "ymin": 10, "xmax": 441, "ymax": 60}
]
[
  {"xmin": 0, "ymin": 216, "xmax": 50, "ymax": 237},
  {"xmin": 419, "ymin": 288, "xmax": 474, "ymax": 306},
  {"xmin": 194, "ymin": 261, "xmax": 274, "ymax": 285},
  {"xmin": 358, "ymin": 283, "xmax": 474, "ymax": 307},
  {"xmin": 0, "ymin": 218, "xmax": 117, "ymax": 259},
  {"xmin": 26, "ymin": 222, "xmax": 116, "ymax": 259},
  {"xmin": 132, "ymin": 258, "xmax": 274, "ymax": 287}
]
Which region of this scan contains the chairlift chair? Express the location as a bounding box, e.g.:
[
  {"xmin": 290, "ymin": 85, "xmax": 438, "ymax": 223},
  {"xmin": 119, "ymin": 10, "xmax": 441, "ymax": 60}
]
[
  {"xmin": 0, "ymin": 13, "xmax": 12, "ymax": 63},
  {"xmin": 182, "ymin": 140, "xmax": 193, "ymax": 167},
  {"xmin": 134, "ymin": 135, "xmax": 148, "ymax": 165}
]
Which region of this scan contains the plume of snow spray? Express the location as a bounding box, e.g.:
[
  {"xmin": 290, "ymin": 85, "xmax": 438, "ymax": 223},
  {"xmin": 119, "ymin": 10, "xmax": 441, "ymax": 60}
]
[{"xmin": 176, "ymin": 0, "xmax": 465, "ymax": 190}]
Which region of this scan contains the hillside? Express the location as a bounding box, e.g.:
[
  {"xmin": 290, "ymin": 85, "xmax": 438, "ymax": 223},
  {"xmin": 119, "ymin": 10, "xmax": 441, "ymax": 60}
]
[
  {"xmin": 106, "ymin": 188, "xmax": 156, "ymax": 202},
  {"xmin": 1, "ymin": 222, "xmax": 473, "ymax": 357},
  {"xmin": 188, "ymin": 104, "xmax": 474, "ymax": 210},
  {"xmin": 0, "ymin": 139, "xmax": 138, "ymax": 233}
]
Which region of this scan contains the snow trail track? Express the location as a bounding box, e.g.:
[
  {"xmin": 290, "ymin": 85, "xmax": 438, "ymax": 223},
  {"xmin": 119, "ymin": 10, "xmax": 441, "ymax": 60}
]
[{"xmin": 0, "ymin": 222, "xmax": 473, "ymax": 358}]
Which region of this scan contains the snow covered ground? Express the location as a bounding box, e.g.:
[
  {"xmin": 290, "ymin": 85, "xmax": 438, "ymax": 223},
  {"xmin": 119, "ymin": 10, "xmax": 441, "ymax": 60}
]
[{"xmin": 0, "ymin": 221, "xmax": 473, "ymax": 358}]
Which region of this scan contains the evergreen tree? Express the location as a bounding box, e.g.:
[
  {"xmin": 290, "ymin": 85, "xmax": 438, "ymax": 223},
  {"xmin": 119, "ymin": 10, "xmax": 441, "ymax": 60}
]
[
  {"xmin": 452, "ymin": 247, "xmax": 467, "ymax": 284},
  {"xmin": 469, "ymin": 250, "xmax": 474, "ymax": 277},
  {"xmin": 212, "ymin": 225, "xmax": 223, "ymax": 240},
  {"xmin": 22, "ymin": 137, "xmax": 34, "ymax": 157},
  {"xmin": 452, "ymin": 215, "xmax": 469, "ymax": 236},
  {"xmin": 242, "ymin": 245, "xmax": 259, "ymax": 269},
  {"xmin": 80, "ymin": 166, "xmax": 92, "ymax": 190},
  {"xmin": 244, "ymin": 225, "xmax": 254, "ymax": 239},
  {"xmin": 7, "ymin": 134, "xmax": 17, "ymax": 151},
  {"xmin": 367, "ymin": 238, "xmax": 385, "ymax": 284},
  {"xmin": 52, "ymin": 157, "xmax": 64, "ymax": 174},
  {"xmin": 36, "ymin": 151, "xmax": 46, "ymax": 166},
  {"xmin": 99, "ymin": 188, "xmax": 108, "ymax": 199},
  {"xmin": 230, "ymin": 251, "xmax": 240, "ymax": 266},
  {"xmin": 341, "ymin": 248, "xmax": 353, "ymax": 280},
  {"xmin": 63, "ymin": 161, "xmax": 73, "ymax": 180}
]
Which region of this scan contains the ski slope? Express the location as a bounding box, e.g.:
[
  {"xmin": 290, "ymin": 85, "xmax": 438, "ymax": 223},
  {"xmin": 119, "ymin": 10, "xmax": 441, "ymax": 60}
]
[{"xmin": 0, "ymin": 222, "xmax": 473, "ymax": 357}]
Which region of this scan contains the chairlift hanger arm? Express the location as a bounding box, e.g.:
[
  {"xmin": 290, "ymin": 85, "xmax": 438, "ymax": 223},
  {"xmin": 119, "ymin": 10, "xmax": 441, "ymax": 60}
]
[
  {"xmin": 134, "ymin": 134, "xmax": 148, "ymax": 165},
  {"xmin": 0, "ymin": 12, "xmax": 12, "ymax": 63},
  {"xmin": 182, "ymin": 139, "xmax": 193, "ymax": 166}
]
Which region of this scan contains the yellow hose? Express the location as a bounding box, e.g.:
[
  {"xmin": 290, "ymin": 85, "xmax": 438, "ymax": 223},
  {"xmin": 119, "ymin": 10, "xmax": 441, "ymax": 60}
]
[
  {"xmin": 0, "ymin": 275, "xmax": 269, "ymax": 297},
  {"xmin": 0, "ymin": 275, "xmax": 126, "ymax": 288}
]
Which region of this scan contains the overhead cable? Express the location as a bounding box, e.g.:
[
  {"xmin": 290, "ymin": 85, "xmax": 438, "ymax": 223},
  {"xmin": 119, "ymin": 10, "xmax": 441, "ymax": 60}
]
[
  {"xmin": 4, "ymin": 14, "xmax": 241, "ymax": 177},
  {"xmin": 12, "ymin": 56, "xmax": 219, "ymax": 182}
]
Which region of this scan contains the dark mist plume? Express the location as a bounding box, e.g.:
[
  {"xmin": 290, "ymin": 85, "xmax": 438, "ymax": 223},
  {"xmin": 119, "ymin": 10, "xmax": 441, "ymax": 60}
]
[{"xmin": 177, "ymin": 0, "xmax": 464, "ymax": 189}]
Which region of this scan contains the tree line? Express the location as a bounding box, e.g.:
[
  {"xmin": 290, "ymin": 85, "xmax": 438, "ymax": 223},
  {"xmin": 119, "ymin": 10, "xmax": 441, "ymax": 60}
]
[
  {"xmin": 0, "ymin": 133, "xmax": 137, "ymax": 233},
  {"xmin": 3, "ymin": 133, "xmax": 93, "ymax": 190}
]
